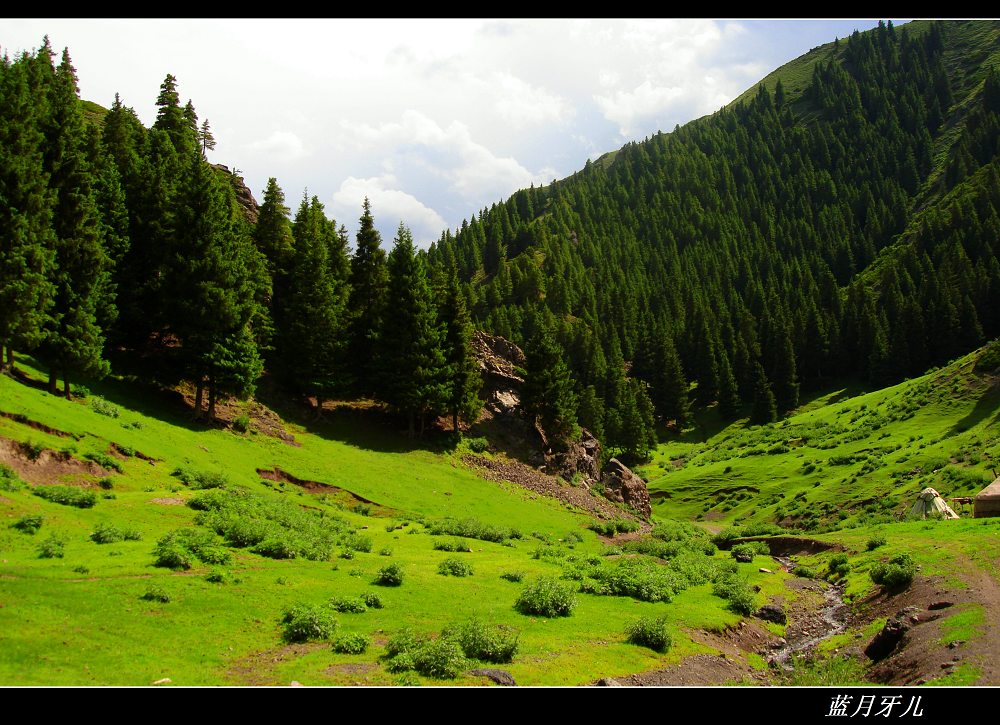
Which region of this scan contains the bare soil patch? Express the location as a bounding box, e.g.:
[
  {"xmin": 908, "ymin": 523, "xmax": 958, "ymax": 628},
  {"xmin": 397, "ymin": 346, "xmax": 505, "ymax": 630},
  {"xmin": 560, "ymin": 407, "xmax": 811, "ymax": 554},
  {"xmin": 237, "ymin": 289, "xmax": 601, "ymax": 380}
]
[
  {"xmin": 227, "ymin": 642, "xmax": 327, "ymax": 686},
  {"xmin": 0, "ymin": 436, "xmax": 110, "ymax": 486},
  {"xmin": 464, "ymin": 454, "xmax": 648, "ymax": 527}
]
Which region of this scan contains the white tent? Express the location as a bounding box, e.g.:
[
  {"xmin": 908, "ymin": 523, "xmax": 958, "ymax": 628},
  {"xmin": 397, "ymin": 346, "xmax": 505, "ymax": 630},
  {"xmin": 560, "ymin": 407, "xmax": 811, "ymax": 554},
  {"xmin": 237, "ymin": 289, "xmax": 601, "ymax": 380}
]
[{"xmin": 908, "ymin": 487, "xmax": 960, "ymax": 520}]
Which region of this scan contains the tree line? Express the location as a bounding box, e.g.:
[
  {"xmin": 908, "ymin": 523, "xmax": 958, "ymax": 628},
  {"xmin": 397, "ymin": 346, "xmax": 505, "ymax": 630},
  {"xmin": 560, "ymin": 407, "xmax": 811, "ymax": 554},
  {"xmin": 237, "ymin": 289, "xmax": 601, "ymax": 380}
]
[{"xmin": 0, "ymin": 38, "xmax": 481, "ymax": 435}]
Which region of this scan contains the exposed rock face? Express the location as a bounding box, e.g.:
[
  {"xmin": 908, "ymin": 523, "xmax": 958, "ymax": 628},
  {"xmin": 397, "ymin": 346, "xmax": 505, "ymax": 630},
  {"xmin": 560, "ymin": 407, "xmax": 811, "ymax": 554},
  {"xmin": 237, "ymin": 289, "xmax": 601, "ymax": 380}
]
[
  {"xmin": 548, "ymin": 428, "xmax": 602, "ymax": 485},
  {"xmin": 471, "ymin": 330, "xmax": 525, "ymax": 417},
  {"xmin": 601, "ymin": 457, "xmax": 652, "ymax": 520},
  {"xmin": 213, "ymin": 164, "xmax": 260, "ymax": 225},
  {"xmin": 468, "ymin": 668, "xmax": 517, "ymax": 686}
]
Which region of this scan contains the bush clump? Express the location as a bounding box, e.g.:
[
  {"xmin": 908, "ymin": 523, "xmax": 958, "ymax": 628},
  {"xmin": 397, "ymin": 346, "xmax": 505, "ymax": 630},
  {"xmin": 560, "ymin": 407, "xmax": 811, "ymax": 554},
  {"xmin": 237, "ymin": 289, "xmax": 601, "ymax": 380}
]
[
  {"xmin": 588, "ymin": 517, "xmax": 641, "ymax": 536},
  {"xmin": 731, "ymin": 541, "xmax": 769, "ymax": 562},
  {"xmin": 500, "ymin": 570, "xmax": 525, "ymax": 583},
  {"xmin": 153, "ymin": 528, "xmax": 231, "ymax": 569},
  {"xmin": 84, "ymin": 451, "xmax": 123, "ymax": 473},
  {"xmin": 34, "ymin": 485, "xmax": 97, "ymax": 508},
  {"xmin": 91, "ymin": 397, "xmax": 120, "ymax": 418},
  {"xmin": 426, "ymin": 517, "xmax": 522, "ymax": 543},
  {"xmin": 827, "ymin": 553, "xmax": 850, "ymax": 579},
  {"xmin": 281, "ymin": 603, "xmax": 339, "ymax": 643},
  {"xmin": 514, "ymin": 576, "xmax": 576, "ymax": 617},
  {"xmin": 232, "ymin": 414, "xmax": 250, "ymax": 433},
  {"xmin": 625, "ymin": 616, "xmax": 672, "ymax": 653},
  {"xmin": 172, "ymin": 467, "xmax": 227, "ymax": 490},
  {"xmin": 792, "ymin": 565, "xmax": 817, "ymax": 579},
  {"xmin": 12, "ymin": 514, "xmax": 44, "ymax": 534},
  {"xmin": 90, "ymin": 522, "xmax": 141, "ymax": 544},
  {"xmin": 713, "ymin": 573, "xmax": 757, "ymax": 615},
  {"xmin": 37, "ymin": 534, "xmax": 65, "ymax": 558},
  {"xmin": 433, "ymin": 537, "xmax": 472, "ymax": 553},
  {"xmin": 331, "ymin": 632, "xmax": 369, "ymax": 654},
  {"xmin": 443, "ymin": 617, "xmax": 519, "ymax": 663},
  {"xmin": 374, "ymin": 562, "xmax": 404, "ymax": 586},
  {"xmin": 330, "ymin": 596, "xmax": 367, "ymax": 613},
  {"xmin": 438, "ymin": 557, "xmax": 474, "ymax": 577},
  {"xmin": 870, "ymin": 553, "xmax": 916, "ymax": 590},
  {"xmin": 0, "ymin": 464, "xmax": 26, "ymax": 492},
  {"xmin": 141, "ymin": 586, "xmax": 171, "ymax": 603},
  {"xmin": 467, "ymin": 437, "xmax": 489, "ymax": 453},
  {"xmin": 410, "ymin": 638, "xmax": 466, "ymax": 679},
  {"xmin": 362, "ymin": 592, "xmax": 384, "ymax": 609},
  {"xmin": 866, "ymin": 535, "xmax": 887, "ymax": 551}
]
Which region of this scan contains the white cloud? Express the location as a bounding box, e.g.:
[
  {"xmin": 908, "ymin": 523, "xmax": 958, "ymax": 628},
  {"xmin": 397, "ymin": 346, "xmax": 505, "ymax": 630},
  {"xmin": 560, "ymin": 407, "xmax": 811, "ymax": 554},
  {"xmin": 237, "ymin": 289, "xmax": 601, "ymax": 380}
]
[
  {"xmin": 331, "ymin": 174, "xmax": 448, "ymax": 249},
  {"xmin": 247, "ymin": 131, "xmax": 307, "ymax": 160},
  {"xmin": 341, "ymin": 110, "xmax": 552, "ymax": 204},
  {"xmin": 493, "ymin": 72, "xmax": 573, "ymax": 128}
]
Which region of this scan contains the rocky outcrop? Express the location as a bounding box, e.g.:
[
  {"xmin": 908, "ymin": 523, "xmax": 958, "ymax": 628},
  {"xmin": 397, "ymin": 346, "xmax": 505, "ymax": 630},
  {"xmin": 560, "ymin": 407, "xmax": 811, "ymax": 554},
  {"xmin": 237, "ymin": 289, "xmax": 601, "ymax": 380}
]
[
  {"xmin": 213, "ymin": 164, "xmax": 260, "ymax": 225},
  {"xmin": 547, "ymin": 428, "xmax": 602, "ymax": 485},
  {"xmin": 600, "ymin": 457, "xmax": 652, "ymax": 520},
  {"xmin": 865, "ymin": 609, "xmax": 915, "ymax": 661},
  {"xmin": 756, "ymin": 604, "xmax": 787, "ymax": 625},
  {"xmin": 472, "ymin": 330, "xmax": 525, "ymax": 417}
]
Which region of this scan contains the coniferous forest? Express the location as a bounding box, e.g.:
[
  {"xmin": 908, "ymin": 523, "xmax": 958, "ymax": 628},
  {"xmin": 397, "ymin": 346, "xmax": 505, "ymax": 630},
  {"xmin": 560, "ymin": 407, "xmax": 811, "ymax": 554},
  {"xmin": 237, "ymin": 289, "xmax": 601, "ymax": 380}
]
[{"xmin": 3, "ymin": 21, "xmax": 1000, "ymax": 465}]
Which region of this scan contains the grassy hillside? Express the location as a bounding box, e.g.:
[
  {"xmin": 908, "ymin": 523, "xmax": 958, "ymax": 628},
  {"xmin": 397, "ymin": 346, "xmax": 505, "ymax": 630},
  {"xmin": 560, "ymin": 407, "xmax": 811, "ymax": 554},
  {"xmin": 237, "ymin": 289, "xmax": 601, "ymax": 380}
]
[
  {"xmin": 3, "ymin": 343, "xmax": 1000, "ymax": 685},
  {"xmin": 640, "ymin": 341, "xmax": 1000, "ymax": 531},
  {"xmin": 0, "ymin": 358, "xmax": 787, "ymax": 686}
]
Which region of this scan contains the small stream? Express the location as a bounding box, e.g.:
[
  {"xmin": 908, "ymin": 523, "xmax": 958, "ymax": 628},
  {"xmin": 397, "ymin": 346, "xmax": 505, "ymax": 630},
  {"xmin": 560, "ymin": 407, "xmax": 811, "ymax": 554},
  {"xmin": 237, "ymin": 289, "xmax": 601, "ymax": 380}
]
[{"xmin": 768, "ymin": 556, "xmax": 851, "ymax": 669}]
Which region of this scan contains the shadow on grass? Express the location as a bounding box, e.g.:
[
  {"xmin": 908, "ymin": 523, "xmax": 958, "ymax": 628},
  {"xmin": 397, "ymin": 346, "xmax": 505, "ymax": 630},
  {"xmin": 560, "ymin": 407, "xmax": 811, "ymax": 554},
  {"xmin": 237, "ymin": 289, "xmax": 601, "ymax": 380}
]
[
  {"xmin": 254, "ymin": 381, "xmax": 459, "ymax": 456},
  {"xmin": 946, "ymin": 385, "xmax": 1000, "ymax": 438}
]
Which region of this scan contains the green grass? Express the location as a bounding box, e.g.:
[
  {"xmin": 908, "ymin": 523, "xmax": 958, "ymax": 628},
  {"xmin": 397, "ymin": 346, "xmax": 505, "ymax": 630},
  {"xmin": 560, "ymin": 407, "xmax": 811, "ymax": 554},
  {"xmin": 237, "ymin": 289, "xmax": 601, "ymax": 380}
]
[
  {"xmin": 939, "ymin": 604, "xmax": 986, "ymax": 646},
  {"xmin": 3, "ymin": 343, "xmax": 999, "ymax": 686}
]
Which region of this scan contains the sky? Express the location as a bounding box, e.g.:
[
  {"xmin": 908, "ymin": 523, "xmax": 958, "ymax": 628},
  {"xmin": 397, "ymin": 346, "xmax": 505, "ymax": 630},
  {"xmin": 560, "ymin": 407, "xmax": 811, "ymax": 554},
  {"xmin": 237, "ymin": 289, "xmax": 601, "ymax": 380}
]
[{"xmin": 2, "ymin": 18, "xmax": 905, "ymax": 248}]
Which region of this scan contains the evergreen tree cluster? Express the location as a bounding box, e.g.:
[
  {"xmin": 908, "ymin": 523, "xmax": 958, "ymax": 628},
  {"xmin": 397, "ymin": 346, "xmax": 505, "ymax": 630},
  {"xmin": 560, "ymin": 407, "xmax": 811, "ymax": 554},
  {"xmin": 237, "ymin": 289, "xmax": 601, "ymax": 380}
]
[
  {"xmin": 0, "ymin": 39, "xmax": 481, "ymax": 432},
  {"xmin": 427, "ymin": 21, "xmax": 1000, "ymax": 459}
]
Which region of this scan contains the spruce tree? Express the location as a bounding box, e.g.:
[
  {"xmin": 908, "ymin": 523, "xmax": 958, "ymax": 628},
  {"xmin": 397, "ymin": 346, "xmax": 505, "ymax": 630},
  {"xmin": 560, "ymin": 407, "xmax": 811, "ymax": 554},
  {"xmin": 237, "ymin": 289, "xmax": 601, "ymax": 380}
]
[
  {"xmin": 347, "ymin": 198, "xmax": 388, "ymax": 397},
  {"xmin": 35, "ymin": 47, "xmax": 110, "ymax": 396},
  {"xmin": 276, "ymin": 195, "xmax": 349, "ymax": 413},
  {"xmin": 750, "ymin": 362, "xmax": 778, "ymax": 425},
  {"xmin": 378, "ymin": 224, "xmax": 449, "ymax": 435},
  {"xmin": 439, "ymin": 272, "xmax": 482, "ymax": 432},
  {"xmin": 522, "ymin": 323, "xmax": 579, "ymax": 448},
  {"xmin": 0, "ymin": 50, "xmax": 55, "ymax": 371}
]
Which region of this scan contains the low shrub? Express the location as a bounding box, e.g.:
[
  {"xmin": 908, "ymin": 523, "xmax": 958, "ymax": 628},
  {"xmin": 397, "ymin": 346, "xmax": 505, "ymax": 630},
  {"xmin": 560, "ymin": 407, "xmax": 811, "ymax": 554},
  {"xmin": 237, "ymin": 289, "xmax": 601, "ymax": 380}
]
[
  {"xmin": 443, "ymin": 618, "xmax": 519, "ymax": 663},
  {"xmin": 468, "ymin": 437, "xmax": 489, "ymax": 453},
  {"xmin": 588, "ymin": 517, "xmax": 641, "ymax": 537},
  {"xmin": 281, "ymin": 603, "xmax": 338, "ymax": 643},
  {"xmin": 84, "ymin": 451, "xmax": 123, "ymax": 473},
  {"xmin": 730, "ymin": 542, "xmax": 769, "ymax": 562},
  {"xmin": 793, "ymin": 565, "xmax": 817, "ymax": 579},
  {"xmin": 90, "ymin": 522, "xmax": 141, "ymax": 544},
  {"xmin": 866, "ymin": 535, "xmax": 887, "ymax": 551},
  {"xmin": 438, "ymin": 557, "xmax": 474, "ymax": 577},
  {"xmin": 12, "ymin": 514, "xmax": 44, "ymax": 534},
  {"xmin": 500, "ymin": 570, "xmax": 525, "ymax": 583},
  {"xmin": 20, "ymin": 440, "xmax": 45, "ymax": 461},
  {"xmin": 205, "ymin": 569, "xmax": 230, "ymax": 584},
  {"xmin": 827, "ymin": 553, "xmax": 850, "ymax": 579},
  {"xmin": 713, "ymin": 573, "xmax": 757, "ymax": 615},
  {"xmin": 352, "ymin": 503, "xmax": 371, "ymax": 516},
  {"xmin": 37, "ymin": 534, "xmax": 65, "ymax": 558},
  {"xmin": 330, "ymin": 596, "xmax": 367, "ymax": 613},
  {"xmin": 514, "ymin": 576, "xmax": 576, "ymax": 617},
  {"xmin": 625, "ymin": 616, "xmax": 672, "ymax": 653},
  {"xmin": 153, "ymin": 528, "xmax": 231, "ymax": 569},
  {"xmin": 171, "ymin": 467, "xmax": 227, "ymax": 490},
  {"xmin": 384, "ymin": 628, "xmax": 428, "ymax": 660},
  {"xmin": 232, "ymin": 414, "xmax": 250, "ymax": 433},
  {"xmin": 433, "ymin": 538, "xmax": 472, "ymax": 553},
  {"xmin": 870, "ymin": 553, "xmax": 916, "ymax": 590},
  {"xmin": 34, "ymin": 485, "xmax": 97, "ymax": 508},
  {"xmin": 410, "ymin": 638, "xmax": 466, "ymax": 679},
  {"xmin": 98, "ymin": 477, "xmax": 115, "ymax": 490},
  {"xmin": 378, "ymin": 547, "xmax": 393, "ymax": 556},
  {"xmin": 426, "ymin": 517, "xmax": 522, "ymax": 543},
  {"xmin": 374, "ymin": 562, "xmax": 404, "ymax": 586},
  {"xmin": 344, "ymin": 533, "xmax": 373, "ymax": 553},
  {"xmin": 0, "ymin": 464, "xmax": 26, "ymax": 492},
  {"xmin": 362, "ymin": 592, "xmax": 384, "ymax": 609},
  {"xmin": 331, "ymin": 632, "xmax": 369, "ymax": 654},
  {"xmin": 141, "ymin": 586, "xmax": 171, "ymax": 603},
  {"xmin": 91, "ymin": 397, "xmax": 120, "ymax": 418}
]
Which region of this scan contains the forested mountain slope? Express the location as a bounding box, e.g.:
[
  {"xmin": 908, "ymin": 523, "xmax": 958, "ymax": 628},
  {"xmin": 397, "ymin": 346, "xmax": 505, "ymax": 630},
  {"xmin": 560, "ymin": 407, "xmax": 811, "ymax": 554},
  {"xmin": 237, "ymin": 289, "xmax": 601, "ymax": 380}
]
[{"xmin": 428, "ymin": 20, "xmax": 1000, "ymax": 462}]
